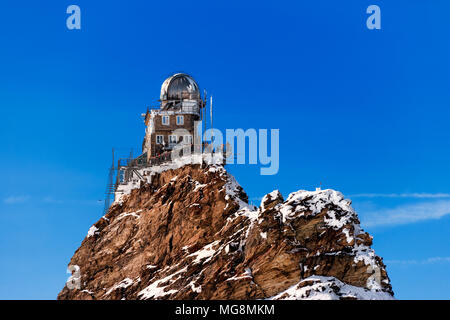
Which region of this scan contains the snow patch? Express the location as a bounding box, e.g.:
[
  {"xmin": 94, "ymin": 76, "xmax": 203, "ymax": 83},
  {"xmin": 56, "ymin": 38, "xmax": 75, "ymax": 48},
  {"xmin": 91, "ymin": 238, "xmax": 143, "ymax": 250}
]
[
  {"xmin": 267, "ymin": 275, "xmax": 394, "ymax": 300},
  {"xmin": 138, "ymin": 267, "xmax": 187, "ymax": 299},
  {"xmin": 188, "ymin": 240, "xmax": 220, "ymax": 264},
  {"xmin": 193, "ymin": 181, "xmax": 207, "ymax": 192},
  {"xmin": 105, "ymin": 278, "xmax": 134, "ymax": 296},
  {"xmin": 226, "ymin": 267, "xmax": 253, "ymax": 281},
  {"xmin": 260, "ymin": 190, "xmax": 281, "ymax": 210},
  {"xmin": 189, "ymin": 281, "xmax": 202, "ymax": 293},
  {"xmin": 87, "ymin": 225, "xmax": 99, "ymax": 238},
  {"xmin": 342, "ymin": 228, "xmax": 353, "ymax": 244},
  {"xmin": 117, "ymin": 210, "xmax": 143, "ymax": 220}
]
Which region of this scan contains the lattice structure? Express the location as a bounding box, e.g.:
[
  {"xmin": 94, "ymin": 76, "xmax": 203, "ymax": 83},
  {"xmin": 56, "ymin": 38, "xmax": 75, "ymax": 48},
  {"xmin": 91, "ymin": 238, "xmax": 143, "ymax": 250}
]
[{"xmin": 103, "ymin": 149, "xmax": 116, "ymax": 215}]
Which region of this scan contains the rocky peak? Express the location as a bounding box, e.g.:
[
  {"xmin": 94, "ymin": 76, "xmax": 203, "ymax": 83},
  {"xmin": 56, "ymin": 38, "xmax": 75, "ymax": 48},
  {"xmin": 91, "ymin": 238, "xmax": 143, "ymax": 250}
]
[{"xmin": 58, "ymin": 162, "xmax": 394, "ymax": 300}]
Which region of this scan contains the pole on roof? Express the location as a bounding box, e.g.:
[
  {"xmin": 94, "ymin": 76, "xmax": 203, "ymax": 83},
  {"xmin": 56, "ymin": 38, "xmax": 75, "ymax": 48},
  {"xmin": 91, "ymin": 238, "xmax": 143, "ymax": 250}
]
[
  {"xmin": 210, "ymin": 95, "xmax": 213, "ymax": 158},
  {"xmin": 203, "ymin": 91, "xmax": 207, "ymax": 151}
]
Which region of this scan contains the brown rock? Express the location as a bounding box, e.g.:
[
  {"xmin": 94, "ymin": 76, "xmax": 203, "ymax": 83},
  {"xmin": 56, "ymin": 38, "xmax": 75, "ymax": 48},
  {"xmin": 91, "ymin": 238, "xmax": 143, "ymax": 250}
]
[{"xmin": 57, "ymin": 164, "xmax": 394, "ymax": 300}]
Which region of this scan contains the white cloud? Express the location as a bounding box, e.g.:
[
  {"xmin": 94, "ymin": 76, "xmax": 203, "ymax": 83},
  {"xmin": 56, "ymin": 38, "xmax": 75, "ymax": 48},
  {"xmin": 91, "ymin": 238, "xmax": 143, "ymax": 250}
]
[
  {"xmin": 361, "ymin": 200, "xmax": 450, "ymax": 227},
  {"xmin": 350, "ymin": 193, "xmax": 450, "ymax": 199},
  {"xmin": 385, "ymin": 257, "xmax": 450, "ymax": 265},
  {"xmin": 42, "ymin": 196, "xmax": 63, "ymax": 204},
  {"xmin": 3, "ymin": 195, "xmax": 30, "ymax": 204}
]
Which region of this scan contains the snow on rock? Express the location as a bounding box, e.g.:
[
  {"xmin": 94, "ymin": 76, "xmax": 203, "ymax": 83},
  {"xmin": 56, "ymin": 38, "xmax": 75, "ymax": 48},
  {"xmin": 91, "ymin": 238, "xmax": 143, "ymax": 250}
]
[
  {"xmin": 114, "ymin": 153, "xmax": 224, "ymax": 204},
  {"xmin": 188, "ymin": 240, "xmax": 220, "ymax": 264},
  {"xmin": 117, "ymin": 210, "xmax": 143, "ymax": 220},
  {"xmin": 220, "ymin": 168, "xmax": 255, "ymax": 212},
  {"xmin": 60, "ymin": 163, "xmax": 393, "ymax": 300},
  {"xmin": 342, "ymin": 228, "xmax": 353, "ymax": 244},
  {"xmin": 138, "ymin": 267, "xmax": 187, "ymax": 300},
  {"xmin": 193, "ymin": 181, "xmax": 207, "ymax": 192},
  {"xmin": 260, "ymin": 190, "xmax": 282, "ymax": 210},
  {"xmin": 268, "ymin": 275, "xmax": 395, "ymax": 300},
  {"xmin": 261, "ymin": 188, "xmax": 382, "ymax": 270},
  {"xmin": 105, "ymin": 278, "xmax": 135, "ymax": 296},
  {"xmin": 146, "ymin": 265, "xmax": 158, "ymax": 270},
  {"xmin": 274, "ymin": 189, "xmax": 354, "ymax": 224},
  {"xmin": 226, "ymin": 267, "xmax": 253, "ymax": 282},
  {"xmin": 87, "ymin": 225, "xmax": 99, "ymax": 238},
  {"xmin": 189, "ymin": 282, "xmax": 202, "ymax": 293}
]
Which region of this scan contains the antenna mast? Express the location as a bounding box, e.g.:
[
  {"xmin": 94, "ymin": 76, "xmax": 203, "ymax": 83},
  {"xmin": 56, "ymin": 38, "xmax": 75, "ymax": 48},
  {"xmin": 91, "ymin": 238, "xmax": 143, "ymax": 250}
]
[
  {"xmin": 203, "ymin": 90, "xmax": 207, "ymax": 145},
  {"xmin": 210, "ymin": 95, "xmax": 213, "ymax": 156}
]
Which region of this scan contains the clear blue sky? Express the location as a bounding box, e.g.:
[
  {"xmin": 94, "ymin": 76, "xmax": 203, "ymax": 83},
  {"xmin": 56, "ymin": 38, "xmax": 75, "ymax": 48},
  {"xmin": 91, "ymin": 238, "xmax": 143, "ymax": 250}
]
[{"xmin": 1, "ymin": 0, "xmax": 449, "ymax": 299}]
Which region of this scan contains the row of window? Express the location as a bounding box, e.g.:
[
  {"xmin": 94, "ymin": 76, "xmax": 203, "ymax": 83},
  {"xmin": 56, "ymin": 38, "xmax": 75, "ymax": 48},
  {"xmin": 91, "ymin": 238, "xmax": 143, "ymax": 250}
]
[
  {"xmin": 156, "ymin": 135, "xmax": 192, "ymax": 145},
  {"xmin": 161, "ymin": 115, "xmax": 184, "ymax": 126}
]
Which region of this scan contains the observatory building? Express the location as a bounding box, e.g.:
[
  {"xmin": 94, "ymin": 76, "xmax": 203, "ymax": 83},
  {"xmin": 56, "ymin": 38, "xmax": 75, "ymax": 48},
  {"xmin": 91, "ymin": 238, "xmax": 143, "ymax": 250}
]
[
  {"xmin": 103, "ymin": 73, "xmax": 210, "ymax": 214},
  {"xmin": 142, "ymin": 73, "xmax": 205, "ymax": 160}
]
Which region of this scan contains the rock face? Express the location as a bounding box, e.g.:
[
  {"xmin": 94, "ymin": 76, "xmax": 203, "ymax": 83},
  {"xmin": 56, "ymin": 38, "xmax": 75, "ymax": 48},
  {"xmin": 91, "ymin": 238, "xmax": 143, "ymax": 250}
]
[{"xmin": 58, "ymin": 164, "xmax": 394, "ymax": 300}]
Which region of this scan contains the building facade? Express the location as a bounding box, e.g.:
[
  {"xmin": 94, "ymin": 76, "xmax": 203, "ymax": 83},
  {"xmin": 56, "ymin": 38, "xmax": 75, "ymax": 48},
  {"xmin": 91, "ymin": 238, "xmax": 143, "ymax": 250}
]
[{"xmin": 142, "ymin": 73, "xmax": 205, "ymax": 160}]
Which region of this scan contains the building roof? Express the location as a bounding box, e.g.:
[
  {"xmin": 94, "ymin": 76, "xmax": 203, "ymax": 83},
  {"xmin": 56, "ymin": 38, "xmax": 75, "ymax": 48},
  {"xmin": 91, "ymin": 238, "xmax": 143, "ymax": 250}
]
[{"xmin": 160, "ymin": 73, "xmax": 200, "ymax": 101}]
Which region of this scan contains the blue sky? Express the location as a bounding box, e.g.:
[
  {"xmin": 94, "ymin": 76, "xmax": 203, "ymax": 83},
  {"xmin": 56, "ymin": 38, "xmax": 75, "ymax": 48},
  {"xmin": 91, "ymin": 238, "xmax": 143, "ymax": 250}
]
[{"xmin": 0, "ymin": 0, "xmax": 449, "ymax": 299}]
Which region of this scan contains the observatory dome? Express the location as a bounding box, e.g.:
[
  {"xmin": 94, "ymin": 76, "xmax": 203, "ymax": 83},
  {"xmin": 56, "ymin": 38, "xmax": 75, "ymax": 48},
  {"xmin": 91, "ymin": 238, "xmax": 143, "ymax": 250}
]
[{"xmin": 160, "ymin": 73, "xmax": 200, "ymax": 101}]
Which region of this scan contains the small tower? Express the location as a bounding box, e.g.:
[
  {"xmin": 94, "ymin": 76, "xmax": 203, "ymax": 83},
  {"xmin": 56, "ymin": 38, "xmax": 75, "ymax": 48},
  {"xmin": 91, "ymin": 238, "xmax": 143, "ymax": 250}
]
[{"xmin": 142, "ymin": 73, "xmax": 205, "ymax": 161}]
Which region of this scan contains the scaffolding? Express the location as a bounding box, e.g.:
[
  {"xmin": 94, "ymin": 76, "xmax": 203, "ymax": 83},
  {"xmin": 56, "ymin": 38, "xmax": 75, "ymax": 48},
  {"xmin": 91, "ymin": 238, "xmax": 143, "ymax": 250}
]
[
  {"xmin": 103, "ymin": 144, "xmax": 228, "ymax": 215},
  {"xmin": 102, "ymin": 148, "xmax": 170, "ymax": 215},
  {"xmin": 103, "ymin": 149, "xmax": 116, "ymax": 215}
]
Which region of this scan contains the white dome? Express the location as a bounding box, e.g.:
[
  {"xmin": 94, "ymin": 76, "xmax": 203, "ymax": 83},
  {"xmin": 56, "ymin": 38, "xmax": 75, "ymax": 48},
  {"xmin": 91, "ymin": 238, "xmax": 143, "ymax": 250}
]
[{"xmin": 160, "ymin": 73, "xmax": 200, "ymax": 101}]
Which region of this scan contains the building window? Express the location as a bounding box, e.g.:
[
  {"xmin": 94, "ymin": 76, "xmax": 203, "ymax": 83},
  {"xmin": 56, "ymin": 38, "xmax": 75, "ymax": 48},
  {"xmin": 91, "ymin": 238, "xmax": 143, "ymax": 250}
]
[
  {"xmin": 156, "ymin": 135, "xmax": 164, "ymax": 144},
  {"xmin": 176, "ymin": 115, "xmax": 184, "ymax": 125},
  {"xmin": 169, "ymin": 135, "xmax": 177, "ymax": 144},
  {"xmin": 183, "ymin": 135, "xmax": 192, "ymax": 144},
  {"xmin": 162, "ymin": 115, "xmax": 169, "ymax": 125}
]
